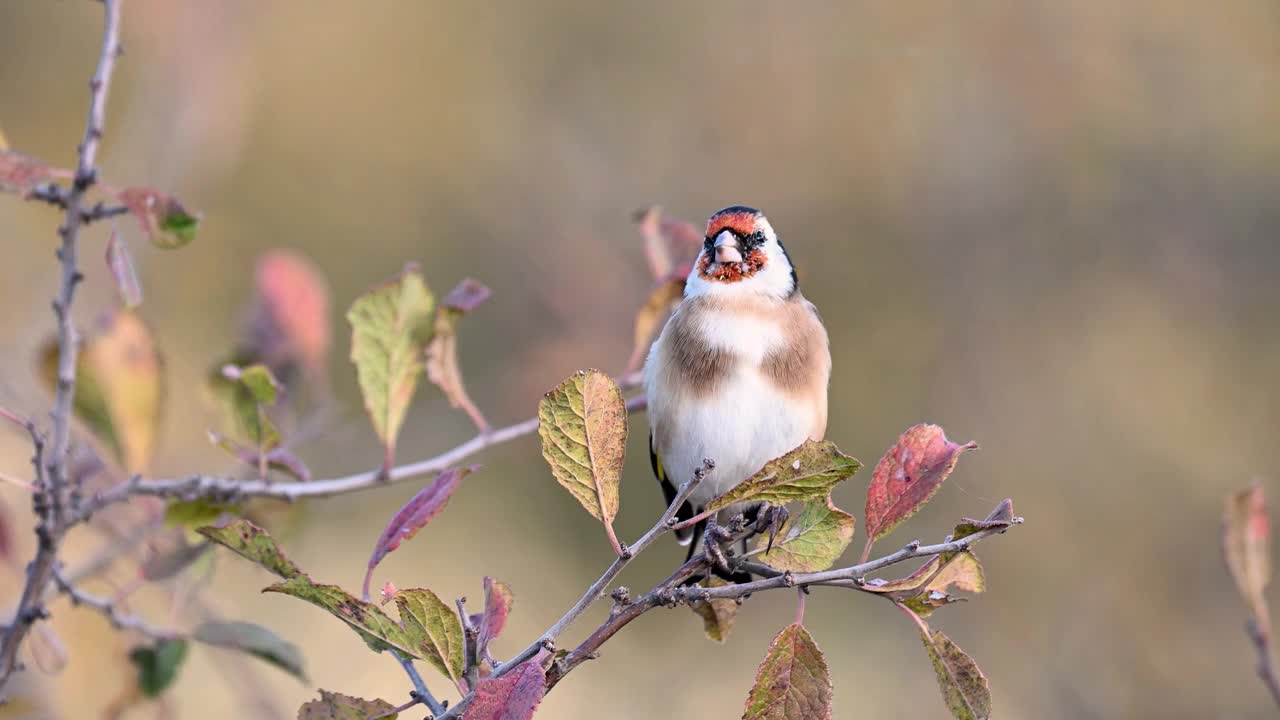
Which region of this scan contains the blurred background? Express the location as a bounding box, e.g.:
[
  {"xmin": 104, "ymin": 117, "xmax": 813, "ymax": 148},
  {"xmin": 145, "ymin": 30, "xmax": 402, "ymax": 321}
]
[{"xmin": 2, "ymin": 1, "xmax": 1279, "ymax": 718}]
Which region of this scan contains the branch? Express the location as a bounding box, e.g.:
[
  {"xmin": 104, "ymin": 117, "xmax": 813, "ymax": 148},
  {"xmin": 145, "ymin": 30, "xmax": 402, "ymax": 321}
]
[
  {"xmin": 1246, "ymin": 619, "xmax": 1280, "ymax": 709},
  {"xmin": 391, "ymin": 650, "xmax": 445, "ymax": 718},
  {"xmin": 436, "ymin": 460, "xmax": 712, "ymax": 720},
  {"xmin": 51, "ymin": 568, "xmax": 174, "ymax": 640},
  {"xmin": 544, "ymin": 503, "xmax": 1021, "ymax": 691},
  {"xmin": 27, "ymin": 184, "xmax": 130, "ymax": 224},
  {"xmin": 0, "ymin": 0, "xmax": 124, "ymax": 693},
  {"xmin": 79, "ymin": 373, "xmax": 645, "ymax": 510}
]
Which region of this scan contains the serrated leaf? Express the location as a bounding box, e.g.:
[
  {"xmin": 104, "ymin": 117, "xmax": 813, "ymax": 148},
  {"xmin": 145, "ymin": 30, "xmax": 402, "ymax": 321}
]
[
  {"xmin": 395, "ymin": 588, "xmax": 465, "ymax": 684},
  {"xmin": 0, "ymin": 149, "xmax": 57, "ymax": 195},
  {"xmin": 864, "ymin": 425, "xmax": 977, "ymax": 543},
  {"xmin": 297, "ymin": 690, "xmax": 398, "ymax": 720},
  {"xmin": 251, "ymin": 250, "xmax": 332, "ymax": 381},
  {"xmin": 425, "ymin": 278, "xmax": 491, "ymax": 431},
  {"xmin": 1224, "ymin": 483, "xmax": 1271, "ymax": 635},
  {"xmin": 347, "ymin": 264, "xmax": 435, "ymax": 473},
  {"xmin": 265, "ymin": 575, "xmax": 422, "ymax": 658},
  {"xmin": 625, "ymin": 277, "xmax": 684, "ymax": 374},
  {"xmin": 742, "ymin": 623, "xmax": 832, "ymax": 720},
  {"xmin": 165, "ymin": 498, "xmax": 242, "ymax": 529},
  {"xmin": 690, "ymin": 577, "xmax": 738, "ymax": 642},
  {"xmin": 38, "ymin": 310, "xmax": 164, "ymax": 473},
  {"xmin": 707, "ymin": 440, "xmax": 860, "ymax": 513},
  {"xmin": 193, "ymin": 620, "xmax": 306, "ymax": 681},
  {"xmin": 752, "ymin": 496, "xmax": 855, "ymax": 572},
  {"xmin": 920, "ymin": 627, "xmax": 991, "ymax": 720},
  {"xmin": 363, "ymin": 466, "xmax": 475, "ymax": 598},
  {"xmin": 465, "ymin": 653, "xmax": 547, "ymax": 720},
  {"xmin": 476, "ymin": 576, "xmax": 514, "ymax": 659},
  {"xmin": 197, "ymin": 517, "xmax": 301, "ymax": 579},
  {"xmin": 105, "ymin": 228, "xmax": 143, "ymax": 308},
  {"xmin": 117, "ymin": 187, "xmax": 201, "ymax": 249},
  {"xmin": 538, "ymin": 370, "xmax": 626, "ymax": 553},
  {"xmin": 129, "ymin": 639, "xmax": 188, "ymax": 698}
]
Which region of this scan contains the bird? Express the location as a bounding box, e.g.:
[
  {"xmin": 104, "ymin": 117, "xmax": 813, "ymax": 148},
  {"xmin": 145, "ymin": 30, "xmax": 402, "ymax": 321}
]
[{"xmin": 643, "ymin": 205, "xmax": 831, "ymax": 567}]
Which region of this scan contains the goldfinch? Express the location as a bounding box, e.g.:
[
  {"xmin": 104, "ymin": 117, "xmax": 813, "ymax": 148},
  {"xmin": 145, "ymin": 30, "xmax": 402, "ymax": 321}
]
[{"xmin": 644, "ymin": 205, "xmax": 831, "ymax": 558}]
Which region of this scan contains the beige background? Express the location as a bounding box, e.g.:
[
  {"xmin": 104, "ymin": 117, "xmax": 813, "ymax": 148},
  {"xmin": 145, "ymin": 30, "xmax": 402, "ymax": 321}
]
[{"xmin": 2, "ymin": 1, "xmax": 1279, "ymax": 718}]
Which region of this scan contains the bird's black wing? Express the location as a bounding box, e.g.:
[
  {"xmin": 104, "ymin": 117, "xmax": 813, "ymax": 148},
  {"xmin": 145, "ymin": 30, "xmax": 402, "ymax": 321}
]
[{"xmin": 650, "ymin": 430, "xmax": 696, "ymax": 543}]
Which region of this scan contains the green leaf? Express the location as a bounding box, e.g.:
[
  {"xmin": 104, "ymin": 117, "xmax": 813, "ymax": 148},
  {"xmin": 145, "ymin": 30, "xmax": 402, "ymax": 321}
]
[
  {"xmin": 166, "ymin": 498, "xmax": 242, "ymax": 529},
  {"xmin": 920, "ymin": 627, "xmax": 991, "ymax": 720},
  {"xmin": 38, "ymin": 310, "xmax": 164, "ymax": 473},
  {"xmin": 395, "ymin": 589, "xmax": 465, "ymax": 683},
  {"xmin": 117, "ymin": 187, "xmax": 201, "ymax": 249},
  {"xmin": 347, "ymin": 263, "xmax": 435, "ymax": 472},
  {"xmin": 690, "ymin": 577, "xmax": 738, "ymax": 642},
  {"xmin": 197, "ymin": 517, "xmax": 301, "ymax": 579},
  {"xmin": 752, "ymin": 496, "xmax": 855, "ymax": 572},
  {"xmin": 742, "ymin": 623, "xmax": 832, "ymax": 720},
  {"xmin": 129, "ymin": 639, "xmax": 188, "ymax": 698},
  {"xmin": 193, "ymin": 620, "xmax": 306, "ymax": 681},
  {"xmin": 265, "ymin": 575, "xmax": 421, "ymax": 658},
  {"xmin": 297, "ymin": 690, "xmax": 398, "ymax": 720},
  {"xmin": 537, "ymin": 369, "xmax": 626, "ymax": 553},
  {"xmin": 707, "ymin": 440, "xmax": 860, "ymax": 513},
  {"xmin": 214, "ymin": 363, "xmax": 283, "ymax": 450}
]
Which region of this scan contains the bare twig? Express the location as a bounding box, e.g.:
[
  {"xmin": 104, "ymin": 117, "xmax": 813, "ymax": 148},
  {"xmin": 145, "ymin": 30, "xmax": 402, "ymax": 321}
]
[
  {"xmin": 542, "ymin": 502, "xmax": 1021, "ymax": 691},
  {"xmin": 27, "ymin": 184, "xmax": 129, "ymax": 224},
  {"xmin": 1246, "ymin": 619, "xmax": 1280, "ymax": 709},
  {"xmin": 457, "ymin": 596, "xmax": 480, "ymax": 690},
  {"xmin": 392, "ymin": 650, "xmax": 445, "ymax": 717},
  {"xmin": 0, "ymin": 0, "xmax": 124, "ymax": 693},
  {"xmin": 371, "ymin": 694, "xmax": 425, "ymax": 720},
  {"xmin": 79, "ymin": 373, "xmax": 645, "ymax": 511},
  {"xmin": 51, "ymin": 568, "xmax": 174, "ymax": 640}
]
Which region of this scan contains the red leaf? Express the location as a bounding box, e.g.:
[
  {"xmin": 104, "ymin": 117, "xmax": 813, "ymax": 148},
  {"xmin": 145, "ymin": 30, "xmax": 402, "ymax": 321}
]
[
  {"xmin": 634, "ymin": 206, "xmax": 703, "ymax": 281},
  {"xmin": 476, "ymin": 577, "xmax": 514, "ymax": 657},
  {"xmin": 362, "ymin": 466, "xmax": 477, "ymax": 598},
  {"xmin": 465, "ymin": 653, "xmax": 547, "ymax": 720},
  {"xmin": 442, "ymin": 278, "xmax": 492, "ymax": 313},
  {"xmin": 249, "ymin": 250, "xmax": 332, "ymax": 381},
  {"xmin": 865, "ymin": 425, "xmax": 977, "ymax": 543}
]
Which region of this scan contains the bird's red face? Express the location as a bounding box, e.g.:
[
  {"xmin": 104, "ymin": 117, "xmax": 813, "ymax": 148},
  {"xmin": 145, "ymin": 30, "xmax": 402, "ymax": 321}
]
[{"xmin": 698, "ymin": 208, "xmax": 768, "ymax": 283}]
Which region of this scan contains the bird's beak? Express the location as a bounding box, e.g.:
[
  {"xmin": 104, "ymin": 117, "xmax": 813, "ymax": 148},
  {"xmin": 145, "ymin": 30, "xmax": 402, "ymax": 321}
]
[{"xmin": 713, "ymin": 231, "xmax": 743, "ymax": 264}]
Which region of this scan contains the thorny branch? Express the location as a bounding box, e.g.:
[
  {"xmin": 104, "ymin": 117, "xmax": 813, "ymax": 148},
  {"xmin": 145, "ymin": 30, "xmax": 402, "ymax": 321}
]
[{"xmin": 0, "ymin": 0, "xmax": 124, "ymax": 694}]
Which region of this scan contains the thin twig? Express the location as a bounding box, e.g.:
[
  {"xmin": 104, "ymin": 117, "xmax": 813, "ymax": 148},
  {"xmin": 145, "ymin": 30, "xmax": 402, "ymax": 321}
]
[
  {"xmin": 456, "ymin": 596, "xmax": 480, "ymax": 690},
  {"xmin": 542, "ymin": 502, "xmax": 1021, "ymax": 691},
  {"xmin": 436, "ymin": 462, "xmax": 713, "ymax": 720},
  {"xmin": 51, "ymin": 568, "xmax": 174, "ymax": 640},
  {"xmin": 370, "ymin": 695, "xmax": 425, "ymax": 720},
  {"xmin": 27, "ymin": 184, "xmax": 130, "ymax": 224},
  {"xmin": 392, "ymin": 650, "xmax": 445, "ymax": 718},
  {"xmin": 0, "ymin": 0, "xmax": 124, "ymax": 693},
  {"xmin": 1246, "ymin": 619, "xmax": 1280, "ymax": 709},
  {"xmin": 79, "ymin": 373, "xmax": 645, "ymax": 511}
]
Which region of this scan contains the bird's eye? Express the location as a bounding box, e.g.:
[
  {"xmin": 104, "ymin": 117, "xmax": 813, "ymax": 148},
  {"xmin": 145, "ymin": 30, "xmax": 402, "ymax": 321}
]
[{"xmin": 703, "ymin": 237, "xmax": 715, "ymax": 252}]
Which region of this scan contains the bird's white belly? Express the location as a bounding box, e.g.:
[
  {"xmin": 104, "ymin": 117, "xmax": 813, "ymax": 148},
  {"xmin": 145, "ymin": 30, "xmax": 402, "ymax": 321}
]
[{"xmin": 659, "ymin": 366, "xmax": 815, "ymax": 510}]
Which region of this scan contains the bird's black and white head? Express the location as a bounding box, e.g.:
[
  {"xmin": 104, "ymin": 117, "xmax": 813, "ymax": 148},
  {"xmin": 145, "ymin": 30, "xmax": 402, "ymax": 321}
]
[{"xmin": 685, "ymin": 205, "xmax": 798, "ymax": 301}]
